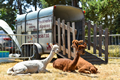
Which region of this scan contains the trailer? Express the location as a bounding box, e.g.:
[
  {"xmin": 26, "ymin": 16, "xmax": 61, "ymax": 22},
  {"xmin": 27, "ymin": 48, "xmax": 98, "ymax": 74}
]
[{"xmin": 15, "ymin": 5, "xmax": 84, "ymax": 59}]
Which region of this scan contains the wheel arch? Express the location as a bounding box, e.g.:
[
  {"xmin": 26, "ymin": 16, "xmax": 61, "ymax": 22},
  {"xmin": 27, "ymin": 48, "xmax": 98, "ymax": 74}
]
[{"xmin": 21, "ymin": 43, "xmax": 43, "ymax": 55}]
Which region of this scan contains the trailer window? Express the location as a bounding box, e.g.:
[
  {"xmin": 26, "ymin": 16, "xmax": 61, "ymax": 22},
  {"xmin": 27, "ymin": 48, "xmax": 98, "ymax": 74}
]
[
  {"xmin": 46, "ymin": 30, "xmax": 52, "ymax": 33},
  {"xmin": 31, "ymin": 31, "xmax": 42, "ymax": 34},
  {"xmin": 31, "ymin": 31, "xmax": 37, "ymax": 34},
  {"xmin": 21, "ymin": 32, "xmax": 26, "ymax": 34}
]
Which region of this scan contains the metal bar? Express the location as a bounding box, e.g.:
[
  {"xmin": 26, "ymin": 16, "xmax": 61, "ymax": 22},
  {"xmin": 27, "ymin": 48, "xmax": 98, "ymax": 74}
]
[
  {"xmin": 93, "ymin": 24, "xmax": 97, "ymax": 54},
  {"xmin": 99, "ymin": 25, "xmax": 102, "ymax": 56},
  {"xmin": 88, "ymin": 21, "xmax": 91, "ymax": 50},
  {"xmin": 53, "ymin": 17, "xmax": 56, "ymax": 44},
  {"xmin": 0, "ymin": 57, "xmax": 33, "ymax": 60},
  {"xmin": 25, "ymin": 13, "xmax": 28, "ymax": 43},
  {"xmin": 82, "ymin": 17, "xmax": 85, "ymax": 41},
  {"xmin": 105, "ymin": 28, "xmax": 108, "ymax": 63},
  {"xmin": 37, "ymin": 9, "xmax": 42, "ymax": 43}
]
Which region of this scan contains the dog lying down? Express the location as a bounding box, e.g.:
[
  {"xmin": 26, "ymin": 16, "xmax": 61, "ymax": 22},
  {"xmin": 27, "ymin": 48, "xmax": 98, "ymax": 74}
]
[{"xmin": 7, "ymin": 43, "xmax": 59, "ymax": 76}]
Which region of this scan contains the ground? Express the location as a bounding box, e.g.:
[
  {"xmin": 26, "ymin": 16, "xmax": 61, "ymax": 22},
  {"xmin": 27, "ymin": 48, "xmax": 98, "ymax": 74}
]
[{"xmin": 0, "ymin": 55, "xmax": 120, "ymax": 80}]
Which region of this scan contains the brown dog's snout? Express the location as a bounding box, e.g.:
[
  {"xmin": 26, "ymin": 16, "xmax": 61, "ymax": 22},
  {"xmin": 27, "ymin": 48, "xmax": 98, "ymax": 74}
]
[{"xmin": 71, "ymin": 44, "xmax": 75, "ymax": 48}]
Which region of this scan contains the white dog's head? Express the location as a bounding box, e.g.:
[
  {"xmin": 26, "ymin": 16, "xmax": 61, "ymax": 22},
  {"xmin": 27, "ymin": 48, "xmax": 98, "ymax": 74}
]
[{"xmin": 50, "ymin": 43, "xmax": 59, "ymax": 53}]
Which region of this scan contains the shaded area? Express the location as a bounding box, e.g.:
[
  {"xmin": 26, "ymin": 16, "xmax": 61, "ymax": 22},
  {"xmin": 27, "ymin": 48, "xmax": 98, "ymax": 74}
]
[{"xmin": 56, "ymin": 51, "xmax": 106, "ymax": 64}]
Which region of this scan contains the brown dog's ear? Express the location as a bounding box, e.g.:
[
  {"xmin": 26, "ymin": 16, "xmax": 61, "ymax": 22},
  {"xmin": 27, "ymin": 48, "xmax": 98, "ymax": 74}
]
[
  {"xmin": 72, "ymin": 40, "xmax": 78, "ymax": 43},
  {"xmin": 80, "ymin": 43, "xmax": 87, "ymax": 49},
  {"xmin": 77, "ymin": 40, "xmax": 84, "ymax": 45},
  {"xmin": 78, "ymin": 40, "xmax": 83, "ymax": 43},
  {"xmin": 78, "ymin": 45, "xmax": 85, "ymax": 49},
  {"xmin": 78, "ymin": 42, "xmax": 87, "ymax": 50},
  {"xmin": 72, "ymin": 40, "xmax": 78, "ymax": 48}
]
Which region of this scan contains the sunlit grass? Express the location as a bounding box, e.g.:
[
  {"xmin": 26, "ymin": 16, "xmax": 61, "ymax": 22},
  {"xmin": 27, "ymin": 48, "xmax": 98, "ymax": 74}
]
[
  {"xmin": 0, "ymin": 55, "xmax": 120, "ymax": 80},
  {"xmin": 85, "ymin": 45, "xmax": 120, "ymax": 57}
]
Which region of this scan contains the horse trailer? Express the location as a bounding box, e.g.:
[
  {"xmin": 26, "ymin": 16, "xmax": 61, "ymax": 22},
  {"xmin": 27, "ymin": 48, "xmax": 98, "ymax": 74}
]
[{"xmin": 15, "ymin": 5, "xmax": 84, "ymax": 59}]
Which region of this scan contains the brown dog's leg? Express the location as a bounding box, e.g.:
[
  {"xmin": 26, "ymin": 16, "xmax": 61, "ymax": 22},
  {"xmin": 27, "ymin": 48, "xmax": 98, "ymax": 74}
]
[
  {"xmin": 78, "ymin": 66, "xmax": 90, "ymax": 74},
  {"xmin": 63, "ymin": 67, "xmax": 68, "ymax": 72},
  {"xmin": 90, "ymin": 66, "xmax": 97, "ymax": 74}
]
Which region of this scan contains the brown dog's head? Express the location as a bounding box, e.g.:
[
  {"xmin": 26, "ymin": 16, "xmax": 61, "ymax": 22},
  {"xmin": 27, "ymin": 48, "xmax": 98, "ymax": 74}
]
[
  {"xmin": 78, "ymin": 40, "xmax": 87, "ymax": 49},
  {"xmin": 77, "ymin": 43, "xmax": 87, "ymax": 55},
  {"xmin": 77, "ymin": 40, "xmax": 87, "ymax": 55},
  {"xmin": 72, "ymin": 40, "xmax": 87, "ymax": 55},
  {"xmin": 72, "ymin": 40, "xmax": 79, "ymax": 48}
]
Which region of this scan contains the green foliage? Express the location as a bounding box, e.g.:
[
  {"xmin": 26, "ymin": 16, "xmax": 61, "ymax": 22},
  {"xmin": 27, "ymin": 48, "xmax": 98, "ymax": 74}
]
[
  {"xmin": 0, "ymin": 0, "xmax": 49, "ymax": 30},
  {"xmin": 0, "ymin": 1, "xmax": 17, "ymax": 30},
  {"xmin": 26, "ymin": 0, "xmax": 41, "ymax": 11},
  {"xmin": 114, "ymin": 14, "xmax": 120, "ymax": 34},
  {"xmin": 40, "ymin": 0, "xmax": 48, "ymax": 8},
  {"xmin": 44, "ymin": 0, "xmax": 72, "ymax": 6},
  {"xmin": 81, "ymin": 0, "xmax": 120, "ymax": 34}
]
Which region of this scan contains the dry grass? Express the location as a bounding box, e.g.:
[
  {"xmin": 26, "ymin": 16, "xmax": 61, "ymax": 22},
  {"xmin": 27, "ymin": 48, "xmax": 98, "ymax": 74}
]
[
  {"xmin": 86, "ymin": 45, "xmax": 120, "ymax": 57},
  {"xmin": 0, "ymin": 55, "xmax": 120, "ymax": 80}
]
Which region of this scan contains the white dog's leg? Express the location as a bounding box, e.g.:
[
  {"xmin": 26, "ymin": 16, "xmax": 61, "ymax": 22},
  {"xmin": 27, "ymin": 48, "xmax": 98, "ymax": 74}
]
[
  {"xmin": 44, "ymin": 69, "xmax": 50, "ymax": 72},
  {"xmin": 38, "ymin": 68, "xmax": 49, "ymax": 73},
  {"xmin": 12, "ymin": 65, "xmax": 28, "ymax": 76},
  {"xmin": 7, "ymin": 67, "xmax": 14, "ymax": 75}
]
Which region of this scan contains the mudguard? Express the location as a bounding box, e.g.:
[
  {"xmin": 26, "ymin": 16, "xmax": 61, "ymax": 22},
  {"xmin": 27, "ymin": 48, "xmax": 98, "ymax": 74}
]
[{"xmin": 21, "ymin": 43, "xmax": 43, "ymax": 55}]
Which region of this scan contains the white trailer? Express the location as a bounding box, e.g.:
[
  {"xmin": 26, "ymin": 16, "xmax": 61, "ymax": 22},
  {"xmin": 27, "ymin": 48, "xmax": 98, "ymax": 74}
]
[{"xmin": 15, "ymin": 5, "xmax": 84, "ymax": 59}]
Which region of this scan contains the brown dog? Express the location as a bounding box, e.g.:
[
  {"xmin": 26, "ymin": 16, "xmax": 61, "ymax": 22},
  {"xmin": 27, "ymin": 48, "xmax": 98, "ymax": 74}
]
[
  {"xmin": 72, "ymin": 41, "xmax": 98, "ymax": 74},
  {"xmin": 76, "ymin": 57, "xmax": 98, "ymax": 74},
  {"xmin": 53, "ymin": 40, "xmax": 86, "ymax": 72}
]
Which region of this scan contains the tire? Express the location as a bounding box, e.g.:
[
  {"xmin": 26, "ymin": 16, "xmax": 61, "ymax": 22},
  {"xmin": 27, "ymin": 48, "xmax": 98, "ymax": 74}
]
[{"xmin": 30, "ymin": 45, "xmax": 41, "ymax": 60}]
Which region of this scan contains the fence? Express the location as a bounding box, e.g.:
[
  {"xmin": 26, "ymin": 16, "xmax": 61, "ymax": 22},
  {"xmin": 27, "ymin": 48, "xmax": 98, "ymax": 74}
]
[
  {"xmin": 108, "ymin": 34, "xmax": 120, "ymax": 58},
  {"xmin": 0, "ymin": 34, "xmax": 35, "ymax": 60},
  {"xmin": 85, "ymin": 34, "xmax": 120, "ymax": 59},
  {"xmin": 53, "ymin": 18, "xmax": 77, "ymax": 58},
  {"xmin": 85, "ymin": 21, "xmax": 109, "ymax": 63},
  {"xmin": 85, "ymin": 21, "xmax": 120, "ymax": 59},
  {"xmin": 53, "ymin": 18, "xmax": 110, "ymax": 63}
]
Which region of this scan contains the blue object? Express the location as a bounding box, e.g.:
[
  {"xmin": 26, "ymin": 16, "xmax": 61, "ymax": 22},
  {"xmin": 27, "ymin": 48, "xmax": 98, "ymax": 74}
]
[{"xmin": 0, "ymin": 51, "xmax": 9, "ymax": 57}]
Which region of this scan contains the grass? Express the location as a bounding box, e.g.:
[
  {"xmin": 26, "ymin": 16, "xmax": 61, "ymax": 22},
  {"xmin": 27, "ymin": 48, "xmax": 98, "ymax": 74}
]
[
  {"xmin": 85, "ymin": 45, "xmax": 120, "ymax": 57},
  {"xmin": 0, "ymin": 54, "xmax": 120, "ymax": 80}
]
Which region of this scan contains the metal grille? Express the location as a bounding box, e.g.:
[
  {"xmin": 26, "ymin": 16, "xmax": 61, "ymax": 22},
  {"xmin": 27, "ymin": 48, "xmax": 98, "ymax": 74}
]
[{"xmin": 0, "ymin": 33, "xmax": 35, "ymax": 60}]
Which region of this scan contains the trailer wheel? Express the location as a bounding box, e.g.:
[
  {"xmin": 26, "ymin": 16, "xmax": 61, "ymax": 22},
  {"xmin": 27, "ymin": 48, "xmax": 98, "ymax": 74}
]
[{"xmin": 30, "ymin": 46, "xmax": 41, "ymax": 60}]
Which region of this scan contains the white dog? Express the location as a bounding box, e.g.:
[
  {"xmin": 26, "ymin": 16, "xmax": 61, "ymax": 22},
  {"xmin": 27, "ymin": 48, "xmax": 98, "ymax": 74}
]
[{"xmin": 7, "ymin": 43, "xmax": 59, "ymax": 76}]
